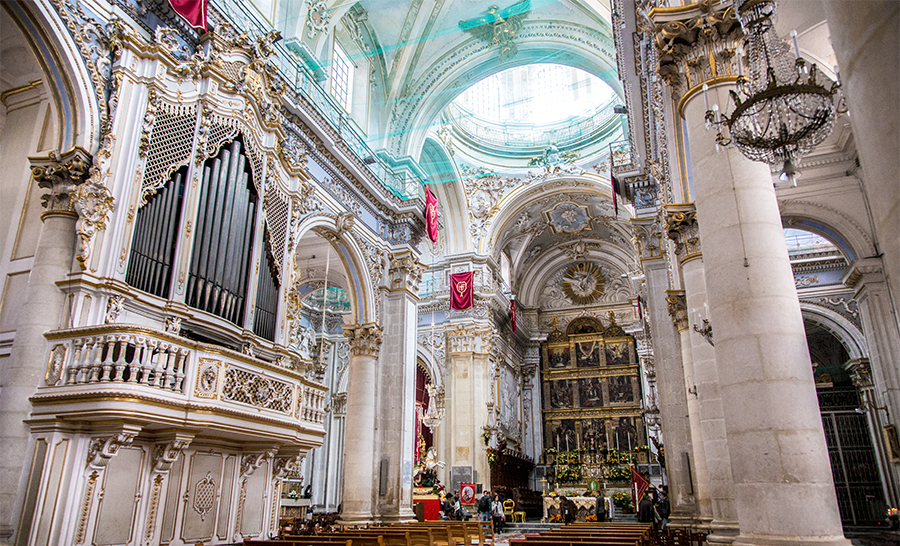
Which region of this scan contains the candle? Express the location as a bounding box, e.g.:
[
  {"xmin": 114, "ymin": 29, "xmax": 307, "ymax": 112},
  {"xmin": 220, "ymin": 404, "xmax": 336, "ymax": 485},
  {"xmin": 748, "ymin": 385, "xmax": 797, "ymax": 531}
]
[
  {"xmin": 790, "ymin": 29, "xmax": 800, "ymax": 60},
  {"xmin": 556, "ymin": 433, "xmax": 560, "ymax": 451},
  {"xmin": 628, "ymin": 434, "xmax": 632, "ymax": 452},
  {"xmin": 736, "ymin": 45, "xmax": 743, "ymax": 77},
  {"xmin": 566, "ymin": 435, "xmax": 570, "ymax": 452},
  {"xmin": 702, "ymin": 83, "xmax": 710, "ymax": 112},
  {"xmin": 605, "ymin": 429, "xmax": 610, "ymax": 449},
  {"xmin": 577, "ymin": 433, "xmax": 581, "ymax": 451}
]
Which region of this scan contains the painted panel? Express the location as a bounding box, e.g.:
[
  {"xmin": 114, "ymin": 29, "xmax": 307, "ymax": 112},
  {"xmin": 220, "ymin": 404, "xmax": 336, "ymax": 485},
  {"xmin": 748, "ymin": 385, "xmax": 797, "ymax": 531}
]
[{"xmin": 240, "ymin": 461, "xmax": 269, "ymax": 537}]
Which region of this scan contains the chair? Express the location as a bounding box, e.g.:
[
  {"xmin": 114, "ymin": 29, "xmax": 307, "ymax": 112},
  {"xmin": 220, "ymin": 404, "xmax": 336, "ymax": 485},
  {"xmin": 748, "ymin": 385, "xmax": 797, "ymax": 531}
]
[
  {"xmin": 512, "ymin": 509, "xmax": 526, "ymax": 522},
  {"xmin": 503, "ymin": 499, "xmax": 515, "ymax": 521}
]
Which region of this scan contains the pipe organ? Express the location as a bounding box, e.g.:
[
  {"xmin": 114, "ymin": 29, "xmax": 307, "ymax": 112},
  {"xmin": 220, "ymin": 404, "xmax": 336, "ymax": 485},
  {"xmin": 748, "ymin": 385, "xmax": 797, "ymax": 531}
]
[{"xmin": 254, "ymin": 228, "xmax": 280, "ymax": 341}]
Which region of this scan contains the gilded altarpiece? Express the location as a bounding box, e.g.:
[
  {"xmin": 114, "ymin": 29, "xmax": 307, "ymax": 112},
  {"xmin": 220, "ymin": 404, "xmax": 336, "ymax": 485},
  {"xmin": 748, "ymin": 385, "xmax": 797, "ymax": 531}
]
[{"xmin": 541, "ymin": 317, "xmax": 645, "ymax": 458}]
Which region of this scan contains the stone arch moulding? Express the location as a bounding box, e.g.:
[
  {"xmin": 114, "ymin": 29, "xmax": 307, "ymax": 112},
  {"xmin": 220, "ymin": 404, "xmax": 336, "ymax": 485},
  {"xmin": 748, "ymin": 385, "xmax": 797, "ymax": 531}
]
[
  {"xmin": 5, "ymin": 0, "xmax": 101, "ymax": 151},
  {"xmin": 780, "ymin": 200, "xmax": 876, "ymax": 261},
  {"xmin": 391, "ymin": 21, "xmax": 621, "ymax": 158},
  {"xmin": 293, "ymin": 214, "xmax": 377, "ymax": 326},
  {"xmin": 415, "ymin": 344, "xmax": 445, "ymax": 390},
  {"xmin": 800, "ymin": 303, "xmax": 868, "ymax": 361}
]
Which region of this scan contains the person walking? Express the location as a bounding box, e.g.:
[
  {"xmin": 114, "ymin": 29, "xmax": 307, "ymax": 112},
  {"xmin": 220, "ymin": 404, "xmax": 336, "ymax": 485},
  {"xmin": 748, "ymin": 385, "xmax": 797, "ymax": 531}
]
[{"xmin": 478, "ymin": 491, "xmax": 492, "ymax": 521}]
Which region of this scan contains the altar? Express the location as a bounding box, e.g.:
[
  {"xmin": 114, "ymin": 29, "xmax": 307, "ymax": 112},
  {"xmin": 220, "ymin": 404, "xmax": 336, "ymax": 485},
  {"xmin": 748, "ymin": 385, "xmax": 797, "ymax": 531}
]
[{"xmin": 543, "ymin": 496, "xmax": 609, "ymax": 522}]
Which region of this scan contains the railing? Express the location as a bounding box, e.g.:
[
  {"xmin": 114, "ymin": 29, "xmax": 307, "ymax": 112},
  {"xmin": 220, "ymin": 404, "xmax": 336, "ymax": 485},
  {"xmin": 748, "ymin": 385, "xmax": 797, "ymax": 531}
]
[
  {"xmin": 41, "ymin": 325, "xmax": 327, "ymax": 427},
  {"xmin": 209, "ymin": 0, "xmax": 421, "ymax": 200},
  {"xmin": 444, "ymin": 98, "xmax": 621, "ymax": 150}
]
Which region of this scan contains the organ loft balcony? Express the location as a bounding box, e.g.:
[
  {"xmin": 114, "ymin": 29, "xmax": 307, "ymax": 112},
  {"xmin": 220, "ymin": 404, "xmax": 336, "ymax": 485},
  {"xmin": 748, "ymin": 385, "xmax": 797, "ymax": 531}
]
[{"xmin": 29, "ymin": 324, "xmax": 327, "ymax": 447}]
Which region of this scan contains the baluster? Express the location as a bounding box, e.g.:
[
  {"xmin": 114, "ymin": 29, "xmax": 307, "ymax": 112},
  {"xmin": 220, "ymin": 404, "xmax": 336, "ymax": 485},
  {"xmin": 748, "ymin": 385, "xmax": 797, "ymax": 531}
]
[
  {"xmin": 66, "ymin": 339, "xmax": 84, "ymax": 385},
  {"xmin": 78, "ymin": 338, "xmax": 97, "ymax": 384},
  {"xmin": 172, "ymin": 349, "xmax": 188, "ymax": 392},
  {"xmin": 149, "ymin": 340, "xmax": 164, "ymax": 388},
  {"xmin": 92, "ymin": 336, "xmax": 111, "ymax": 382},
  {"xmin": 112, "ymin": 335, "xmax": 128, "ymax": 381},
  {"xmin": 128, "ymin": 336, "xmax": 144, "ymax": 383},
  {"xmin": 138, "ymin": 337, "xmax": 153, "ymax": 385},
  {"xmin": 160, "ymin": 343, "xmax": 178, "ymax": 390}
]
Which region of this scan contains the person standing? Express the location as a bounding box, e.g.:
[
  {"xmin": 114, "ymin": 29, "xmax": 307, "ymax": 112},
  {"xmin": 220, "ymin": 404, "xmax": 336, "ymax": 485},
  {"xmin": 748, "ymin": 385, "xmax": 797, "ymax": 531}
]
[
  {"xmin": 492, "ymin": 494, "xmax": 505, "ymax": 533},
  {"xmin": 595, "ymin": 492, "xmax": 607, "ymax": 522},
  {"xmin": 637, "ymin": 493, "xmax": 654, "ymax": 523},
  {"xmin": 478, "ymin": 491, "xmax": 492, "ymax": 521},
  {"xmin": 656, "ymin": 490, "xmax": 670, "ymax": 529}
]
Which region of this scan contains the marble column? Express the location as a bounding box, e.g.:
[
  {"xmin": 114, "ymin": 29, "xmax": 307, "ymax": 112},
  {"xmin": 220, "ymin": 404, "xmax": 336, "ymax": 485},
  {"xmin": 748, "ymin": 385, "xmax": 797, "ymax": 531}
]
[
  {"xmin": 0, "ymin": 149, "xmax": 91, "ymax": 544},
  {"xmin": 683, "ymin": 83, "xmax": 848, "ymax": 546},
  {"xmin": 374, "ymin": 252, "xmax": 424, "ymax": 522},
  {"xmin": 822, "ymin": 0, "xmax": 900, "ymax": 325},
  {"xmin": 665, "ymin": 205, "xmax": 739, "ymax": 543},
  {"xmin": 631, "ymin": 219, "xmax": 698, "ymax": 527},
  {"xmin": 339, "ymin": 323, "xmax": 383, "ymax": 525},
  {"xmin": 667, "ymin": 290, "xmax": 713, "ymax": 529}
]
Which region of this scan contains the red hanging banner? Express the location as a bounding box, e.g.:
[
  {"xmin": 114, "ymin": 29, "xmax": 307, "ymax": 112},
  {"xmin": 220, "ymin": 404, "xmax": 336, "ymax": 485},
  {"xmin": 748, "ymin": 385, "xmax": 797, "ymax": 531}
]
[
  {"xmin": 611, "ymin": 173, "xmax": 620, "ymax": 216},
  {"xmin": 168, "ymin": 0, "xmax": 208, "ymax": 30},
  {"xmin": 449, "ymin": 272, "xmax": 474, "ymax": 310},
  {"xmin": 630, "ymin": 466, "xmax": 651, "ymax": 507},
  {"xmin": 510, "ymin": 299, "xmax": 517, "ymax": 333},
  {"xmin": 425, "ymin": 185, "xmax": 439, "ymax": 244}
]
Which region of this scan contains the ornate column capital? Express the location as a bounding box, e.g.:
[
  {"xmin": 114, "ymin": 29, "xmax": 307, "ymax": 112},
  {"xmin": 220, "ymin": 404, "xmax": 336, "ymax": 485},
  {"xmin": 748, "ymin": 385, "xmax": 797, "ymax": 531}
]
[
  {"xmin": 342, "ymin": 322, "xmax": 383, "ymax": 357},
  {"xmin": 388, "ymin": 251, "xmax": 425, "ymax": 294},
  {"xmin": 30, "ymin": 147, "xmax": 93, "ymax": 216},
  {"xmin": 446, "ymin": 323, "xmax": 493, "ymax": 355},
  {"xmin": 152, "ymin": 435, "xmax": 193, "ymax": 473},
  {"xmin": 664, "ymin": 203, "xmax": 702, "ymax": 261},
  {"xmin": 630, "ymin": 218, "xmax": 665, "ymax": 262},
  {"xmin": 843, "ymin": 358, "xmax": 873, "ymax": 389},
  {"xmin": 665, "ymin": 290, "xmax": 689, "ymax": 330},
  {"xmin": 648, "ymin": 1, "xmax": 744, "ymax": 107}
]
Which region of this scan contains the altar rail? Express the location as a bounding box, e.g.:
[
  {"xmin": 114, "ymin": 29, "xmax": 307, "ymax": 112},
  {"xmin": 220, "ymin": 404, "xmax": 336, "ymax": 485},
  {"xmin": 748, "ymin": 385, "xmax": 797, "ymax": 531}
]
[{"xmin": 36, "ymin": 325, "xmax": 327, "ymax": 433}]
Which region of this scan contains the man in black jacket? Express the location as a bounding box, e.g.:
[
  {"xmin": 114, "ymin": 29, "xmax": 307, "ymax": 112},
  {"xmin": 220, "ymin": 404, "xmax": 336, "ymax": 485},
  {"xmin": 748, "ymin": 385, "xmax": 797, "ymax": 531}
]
[
  {"xmin": 637, "ymin": 493, "xmax": 654, "ymax": 524},
  {"xmin": 478, "ymin": 491, "xmax": 492, "ymax": 521}
]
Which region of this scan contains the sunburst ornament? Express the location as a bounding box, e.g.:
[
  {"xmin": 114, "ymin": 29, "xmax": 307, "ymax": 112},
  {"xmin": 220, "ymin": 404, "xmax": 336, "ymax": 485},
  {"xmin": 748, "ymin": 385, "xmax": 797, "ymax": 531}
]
[{"xmin": 561, "ymin": 262, "xmax": 605, "ymax": 305}]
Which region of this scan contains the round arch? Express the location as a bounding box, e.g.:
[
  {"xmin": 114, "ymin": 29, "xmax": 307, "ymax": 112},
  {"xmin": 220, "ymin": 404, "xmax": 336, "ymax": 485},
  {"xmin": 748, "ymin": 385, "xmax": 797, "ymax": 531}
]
[
  {"xmin": 781, "ymin": 201, "xmax": 876, "ymax": 261},
  {"xmin": 800, "ymin": 303, "xmax": 868, "ymax": 360},
  {"xmin": 292, "ymin": 213, "xmax": 378, "ymax": 325},
  {"xmin": 4, "ymin": 1, "xmax": 102, "ymax": 151}
]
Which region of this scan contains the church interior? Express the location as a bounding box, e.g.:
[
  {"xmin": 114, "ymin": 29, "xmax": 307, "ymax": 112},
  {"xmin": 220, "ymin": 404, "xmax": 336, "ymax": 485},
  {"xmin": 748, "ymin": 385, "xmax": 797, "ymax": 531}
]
[{"xmin": 0, "ymin": 0, "xmax": 898, "ymax": 544}]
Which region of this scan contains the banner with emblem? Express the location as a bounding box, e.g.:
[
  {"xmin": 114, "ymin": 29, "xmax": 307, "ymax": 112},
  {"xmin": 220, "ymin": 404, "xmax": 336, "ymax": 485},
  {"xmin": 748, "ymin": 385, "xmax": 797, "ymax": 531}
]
[
  {"xmin": 450, "ymin": 272, "xmax": 474, "ymax": 310},
  {"xmin": 425, "ymin": 185, "xmax": 439, "ymax": 244},
  {"xmin": 510, "ymin": 298, "xmax": 517, "ymax": 333},
  {"xmin": 168, "ymin": 0, "xmax": 208, "ymax": 30}
]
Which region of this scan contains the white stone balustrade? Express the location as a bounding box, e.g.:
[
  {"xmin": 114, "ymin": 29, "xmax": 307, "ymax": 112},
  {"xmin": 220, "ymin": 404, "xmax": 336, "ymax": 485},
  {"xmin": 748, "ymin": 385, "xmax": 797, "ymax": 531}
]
[{"xmin": 34, "ymin": 325, "xmax": 328, "ymax": 442}]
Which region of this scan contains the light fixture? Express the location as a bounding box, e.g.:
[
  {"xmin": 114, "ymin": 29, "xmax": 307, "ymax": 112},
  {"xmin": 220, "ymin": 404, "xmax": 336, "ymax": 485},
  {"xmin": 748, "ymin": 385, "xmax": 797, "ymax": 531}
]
[{"xmin": 706, "ymin": 0, "xmax": 845, "ymax": 180}]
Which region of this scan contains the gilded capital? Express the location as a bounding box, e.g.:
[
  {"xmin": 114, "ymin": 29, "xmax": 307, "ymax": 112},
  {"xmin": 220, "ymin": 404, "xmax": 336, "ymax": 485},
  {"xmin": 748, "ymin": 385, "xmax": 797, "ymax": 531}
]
[
  {"xmin": 844, "ymin": 359, "xmax": 873, "ymax": 389},
  {"xmin": 630, "ymin": 218, "xmax": 664, "ymax": 262},
  {"xmin": 30, "ymin": 147, "xmax": 93, "ymax": 215},
  {"xmin": 343, "ymin": 323, "xmax": 383, "ymax": 357},
  {"xmin": 388, "ymin": 251, "xmax": 425, "ymax": 294},
  {"xmin": 665, "ymin": 290, "xmax": 688, "ymax": 330},
  {"xmin": 648, "ymin": 1, "xmax": 744, "ymax": 101},
  {"xmin": 664, "ymin": 204, "xmax": 701, "ymax": 261}
]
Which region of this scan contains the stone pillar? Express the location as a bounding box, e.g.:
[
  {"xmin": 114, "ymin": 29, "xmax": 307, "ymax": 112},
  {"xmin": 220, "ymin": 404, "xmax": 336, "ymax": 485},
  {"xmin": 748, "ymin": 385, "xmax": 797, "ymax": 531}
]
[
  {"xmin": 522, "ymin": 344, "xmax": 542, "ymax": 482},
  {"xmin": 845, "ymin": 359, "xmax": 899, "ymax": 507},
  {"xmin": 631, "ymin": 219, "xmax": 698, "ymax": 527},
  {"xmin": 339, "ymin": 323, "xmax": 383, "ymax": 525},
  {"xmin": 682, "ymin": 83, "xmax": 848, "ymax": 546},
  {"xmin": 374, "ymin": 252, "xmax": 424, "ymax": 522},
  {"xmin": 667, "ymin": 290, "xmax": 713, "ymax": 529},
  {"xmin": 822, "ymin": 1, "xmax": 900, "ymax": 324},
  {"xmin": 846, "ymin": 259, "xmax": 900, "ymax": 503},
  {"xmin": 665, "ymin": 206, "xmax": 739, "ymax": 542},
  {"xmin": 0, "ymin": 149, "xmax": 91, "ymax": 544},
  {"xmin": 444, "ymin": 324, "xmax": 493, "ymax": 493}
]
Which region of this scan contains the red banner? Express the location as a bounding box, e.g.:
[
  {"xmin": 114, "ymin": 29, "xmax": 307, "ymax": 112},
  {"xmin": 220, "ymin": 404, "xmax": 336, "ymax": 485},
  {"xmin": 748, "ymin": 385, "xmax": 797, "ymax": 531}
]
[
  {"xmin": 631, "ymin": 466, "xmax": 651, "ymax": 507},
  {"xmin": 460, "ymin": 482, "xmax": 476, "ymax": 504},
  {"xmin": 510, "ymin": 299, "xmax": 517, "ymax": 333},
  {"xmin": 450, "ymin": 272, "xmax": 474, "ymax": 310},
  {"xmin": 611, "ymin": 173, "xmax": 620, "ymax": 216},
  {"xmin": 425, "ymin": 185, "xmax": 439, "ymax": 244},
  {"xmin": 169, "ymin": 0, "xmax": 208, "ymax": 30}
]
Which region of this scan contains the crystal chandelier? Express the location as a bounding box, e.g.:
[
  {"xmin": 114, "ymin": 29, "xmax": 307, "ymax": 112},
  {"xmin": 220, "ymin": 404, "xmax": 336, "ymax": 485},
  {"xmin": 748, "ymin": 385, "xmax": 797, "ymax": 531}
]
[{"xmin": 707, "ymin": 0, "xmax": 844, "ymax": 185}]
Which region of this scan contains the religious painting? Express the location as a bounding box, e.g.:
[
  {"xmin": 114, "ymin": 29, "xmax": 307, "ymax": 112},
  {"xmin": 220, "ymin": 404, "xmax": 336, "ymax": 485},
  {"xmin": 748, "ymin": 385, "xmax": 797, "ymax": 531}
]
[
  {"xmin": 545, "ymin": 202, "xmax": 592, "ymax": 234},
  {"xmin": 577, "ymin": 377, "xmax": 604, "ymax": 408},
  {"xmin": 611, "ymin": 416, "xmax": 641, "ymax": 452},
  {"xmin": 575, "ymin": 340, "xmax": 602, "ymax": 368},
  {"xmin": 605, "ymin": 341, "xmax": 631, "ymax": 367},
  {"xmin": 548, "ymin": 419, "xmax": 578, "ymax": 452},
  {"xmin": 546, "ymin": 345, "xmax": 570, "ymax": 369},
  {"xmin": 548, "ymin": 379, "xmax": 574, "ymax": 409},
  {"xmin": 608, "ymin": 375, "xmax": 634, "ymax": 404},
  {"xmin": 581, "ymin": 418, "xmax": 606, "ymax": 451}
]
